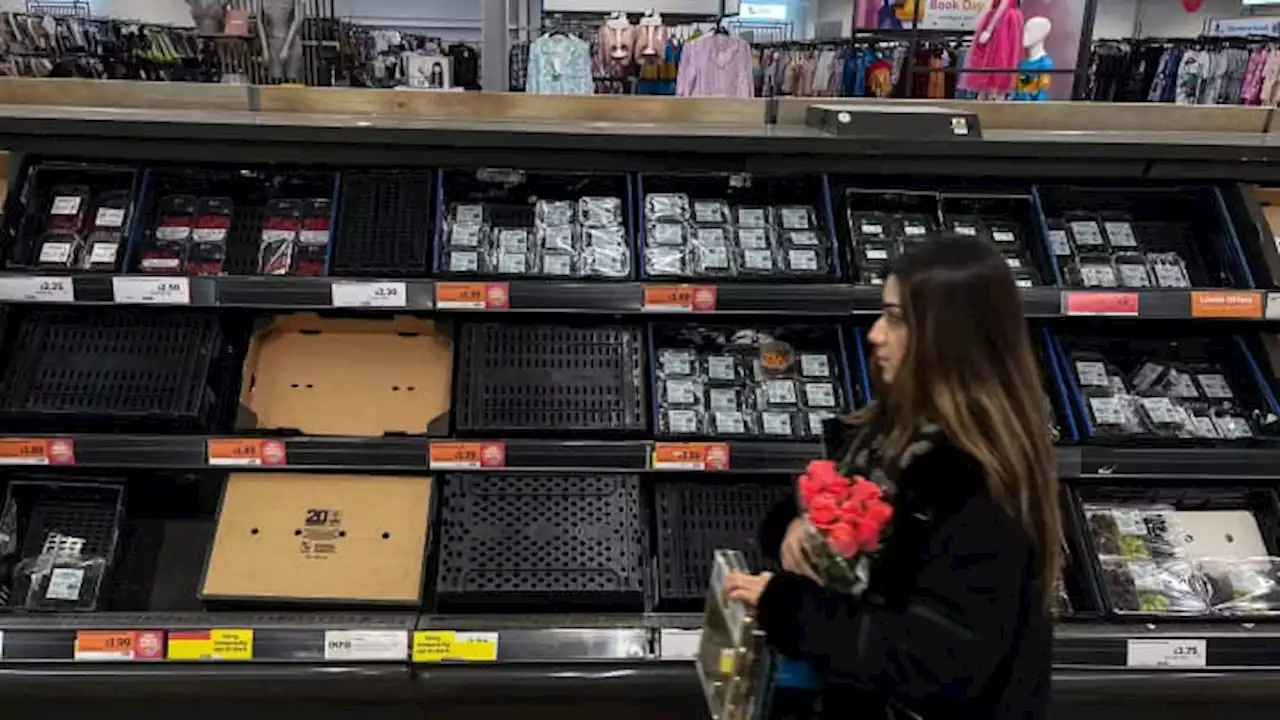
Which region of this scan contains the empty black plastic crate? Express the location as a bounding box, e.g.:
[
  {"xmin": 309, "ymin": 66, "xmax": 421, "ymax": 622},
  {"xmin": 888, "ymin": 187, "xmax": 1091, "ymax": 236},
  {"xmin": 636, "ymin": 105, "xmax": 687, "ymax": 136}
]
[
  {"xmin": 434, "ymin": 473, "xmax": 647, "ymax": 609},
  {"xmin": 455, "ymin": 323, "xmax": 648, "ymax": 434},
  {"xmin": 654, "ymin": 481, "xmax": 788, "ymax": 608},
  {"xmin": 0, "ymin": 309, "xmax": 223, "ymax": 430},
  {"xmin": 1, "ymin": 477, "xmax": 125, "ymax": 611},
  {"xmin": 331, "ymin": 170, "xmax": 434, "ymax": 276}
]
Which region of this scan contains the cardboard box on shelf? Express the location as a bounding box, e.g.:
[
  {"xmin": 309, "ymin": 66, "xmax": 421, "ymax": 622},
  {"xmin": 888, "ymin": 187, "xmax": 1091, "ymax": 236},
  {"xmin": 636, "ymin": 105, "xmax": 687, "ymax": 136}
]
[
  {"xmin": 201, "ymin": 473, "xmax": 433, "ymax": 605},
  {"xmin": 237, "ymin": 313, "xmax": 453, "ymax": 437}
]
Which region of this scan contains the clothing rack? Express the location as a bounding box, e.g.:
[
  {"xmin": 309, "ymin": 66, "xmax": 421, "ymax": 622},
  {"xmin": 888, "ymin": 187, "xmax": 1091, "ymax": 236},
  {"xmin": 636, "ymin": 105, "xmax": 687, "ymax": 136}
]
[
  {"xmin": 1085, "ymin": 35, "xmax": 1280, "ymax": 105},
  {"xmin": 344, "ymin": 23, "xmax": 480, "ymax": 90}
]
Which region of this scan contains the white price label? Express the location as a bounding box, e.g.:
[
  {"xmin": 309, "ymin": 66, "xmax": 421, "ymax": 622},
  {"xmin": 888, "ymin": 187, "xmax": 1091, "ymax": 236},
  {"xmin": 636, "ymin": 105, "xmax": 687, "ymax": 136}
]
[
  {"xmin": 112, "ymin": 277, "xmax": 191, "ymax": 305},
  {"xmin": 0, "ymin": 276, "xmax": 75, "ymax": 303},
  {"xmin": 50, "ymin": 196, "xmax": 82, "ymax": 215},
  {"xmin": 331, "ymin": 281, "xmax": 407, "ymax": 308},
  {"xmin": 324, "ymin": 630, "xmax": 409, "ymax": 661},
  {"xmin": 88, "ymin": 243, "xmax": 119, "ymax": 265},
  {"xmin": 94, "ymin": 207, "xmax": 126, "ymax": 228},
  {"xmin": 659, "ymin": 629, "xmax": 701, "ymax": 660},
  {"xmin": 1075, "ymin": 361, "xmax": 1110, "ymax": 388},
  {"xmin": 45, "ymin": 567, "xmax": 84, "ymax": 601},
  {"xmin": 1126, "ymin": 639, "xmax": 1207, "ymax": 669}
]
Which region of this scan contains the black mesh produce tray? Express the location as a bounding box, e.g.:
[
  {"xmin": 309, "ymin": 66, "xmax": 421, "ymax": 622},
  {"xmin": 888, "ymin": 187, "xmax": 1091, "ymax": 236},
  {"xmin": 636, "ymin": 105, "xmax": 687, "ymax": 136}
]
[
  {"xmin": 455, "ymin": 323, "xmax": 648, "ymax": 435},
  {"xmin": 654, "ymin": 481, "xmax": 789, "ymax": 608},
  {"xmin": 1, "ymin": 478, "xmax": 125, "ymax": 611},
  {"xmin": 0, "ymin": 309, "xmax": 223, "ymax": 430},
  {"xmin": 434, "ymin": 473, "xmax": 647, "ymax": 609},
  {"xmin": 331, "ymin": 170, "xmax": 434, "ymax": 277}
]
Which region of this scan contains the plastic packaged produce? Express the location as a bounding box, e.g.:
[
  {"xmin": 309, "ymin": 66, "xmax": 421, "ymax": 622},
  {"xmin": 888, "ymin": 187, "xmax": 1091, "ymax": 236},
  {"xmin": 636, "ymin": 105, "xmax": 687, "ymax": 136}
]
[
  {"xmin": 1201, "ymin": 557, "xmax": 1280, "ymax": 616},
  {"xmin": 191, "ymin": 197, "xmax": 233, "ymax": 276},
  {"xmin": 81, "ymin": 190, "xmax": 131, "ymax": 271}
]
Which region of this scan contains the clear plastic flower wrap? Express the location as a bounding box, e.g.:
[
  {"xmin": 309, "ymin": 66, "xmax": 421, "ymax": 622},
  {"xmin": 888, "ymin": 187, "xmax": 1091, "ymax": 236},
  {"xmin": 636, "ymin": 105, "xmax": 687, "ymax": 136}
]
[{"xmin": 795, "ymin": 460, "xmax": 895, "ymax": 596}]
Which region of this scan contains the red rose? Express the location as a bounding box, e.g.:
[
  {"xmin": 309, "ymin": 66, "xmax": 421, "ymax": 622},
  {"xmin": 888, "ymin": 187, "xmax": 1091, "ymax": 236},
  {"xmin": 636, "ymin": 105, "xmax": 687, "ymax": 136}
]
[
  {"xmin": 863, "ymin": 499, "xmax": 893, "ymax": 531},
  {"xmin": 826, "ymin": 521, "xmax": 861, "ymax": 558},
  {"xmin": 823, "ymin": 474, "xmax": 852, "ymax": 496},
  {"xmin": 806, "ymin": 460, "xmax": 839, "ymax": 479},
  {"xmin": 850, "ymin": 516, "xmax": 883, "ymax": 551},
  {"xmin": 797, "ymin": 472, "xmax": 822, "ymax": 509},
  {"xmin": 808, "ymin": 495, "xmax": 839, "ymax": 528},
  {"xmin": 849, "ymin": 478, "xmax": 883, "ymax": 505}
]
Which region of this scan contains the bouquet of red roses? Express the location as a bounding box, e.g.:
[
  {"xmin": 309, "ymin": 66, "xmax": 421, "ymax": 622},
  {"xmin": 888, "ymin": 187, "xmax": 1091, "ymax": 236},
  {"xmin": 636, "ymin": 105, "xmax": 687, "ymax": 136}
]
[{"xmin": 795, "ymin": 459, "xmax": 894, "ymax": 595}]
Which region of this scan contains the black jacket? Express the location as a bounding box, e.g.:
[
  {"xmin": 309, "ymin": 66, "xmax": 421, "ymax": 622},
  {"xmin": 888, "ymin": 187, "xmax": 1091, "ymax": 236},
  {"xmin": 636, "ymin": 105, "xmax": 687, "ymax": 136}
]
[{"xmin": 755, "ymin": 422, "xmax": 1051, "ymax": 719}]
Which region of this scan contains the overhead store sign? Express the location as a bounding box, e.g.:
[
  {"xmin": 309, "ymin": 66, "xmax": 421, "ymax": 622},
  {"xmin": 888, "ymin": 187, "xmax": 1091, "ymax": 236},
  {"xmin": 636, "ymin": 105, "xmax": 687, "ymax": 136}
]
[
  {"xmin": 543, "ymin": 0, "xmax": 740, "ymax": 14},
  {"xmin": 916, "ymin": 0, "xmax": 992, "ymax": 31},
  {"xmin": 1204, "ymin": 17, "xmax": 1280, "ymax": 36},
  {"xmin": 739, "ymin": 3, "xmax": 787, "ymax": 21}
]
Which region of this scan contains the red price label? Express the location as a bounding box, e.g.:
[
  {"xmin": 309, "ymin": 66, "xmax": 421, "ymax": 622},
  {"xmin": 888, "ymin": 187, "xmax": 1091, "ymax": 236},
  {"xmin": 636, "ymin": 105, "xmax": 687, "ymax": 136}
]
[
  {"xmin": 436, "ymin": 282, "xmax": 510, "ymax": 310},
  {"xmin": 74, "ymin": 630, "xmax": 165, "ymax": 661},
  {"xmin": 429, "ymin": 441, "xmax": 506, "ymax": 470},
  {"xmin": 651, "ymin": 443, "xmax": 730, "ymax": 471},
  {"xmin": 0, "ymin": 438, "xmax": 74, "ymax": 466},
  {"xmin": 1062, "ymin": 291, "xmax": 1139, "ymax": 317},
  {"xmin": 207, "ymin": 439, "xmax": 286, "ymax": 467},
  {"xmin": 643, "ymin": 285, "xmax": 717, "ymax": 312}
]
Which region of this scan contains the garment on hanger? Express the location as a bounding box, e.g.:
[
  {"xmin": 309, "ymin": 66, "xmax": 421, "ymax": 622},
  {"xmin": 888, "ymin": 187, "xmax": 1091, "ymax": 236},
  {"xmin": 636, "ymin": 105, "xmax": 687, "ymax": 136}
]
[
  {"xmin": 676, "ymin": 32, "xmax": 753, "ymax": 98},
  {"xmin": 447, "ymin": 42, "xmax": 480, "ymax": 90},
  {"xmin": 958, "ymin": 0, "xmax": 1023, "ymax": 95},
  {"xmin": 526, "ymin": 32, "xmax": 594, "ymax": 95}
]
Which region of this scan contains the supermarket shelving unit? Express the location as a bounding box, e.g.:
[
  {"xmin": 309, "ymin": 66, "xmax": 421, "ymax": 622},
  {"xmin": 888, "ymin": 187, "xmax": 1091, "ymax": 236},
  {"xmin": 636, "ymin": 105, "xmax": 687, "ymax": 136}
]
[{"xmin": 0, "ymin": 104, "xmax": 1278, "ymax": 720}]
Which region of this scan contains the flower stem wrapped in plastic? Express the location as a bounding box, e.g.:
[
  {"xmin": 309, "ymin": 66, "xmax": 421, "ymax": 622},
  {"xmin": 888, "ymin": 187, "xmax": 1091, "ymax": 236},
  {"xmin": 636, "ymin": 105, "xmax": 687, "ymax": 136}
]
[{"xmin": 796, "ymin": 459, "xmax": 894, "ymax": 595}]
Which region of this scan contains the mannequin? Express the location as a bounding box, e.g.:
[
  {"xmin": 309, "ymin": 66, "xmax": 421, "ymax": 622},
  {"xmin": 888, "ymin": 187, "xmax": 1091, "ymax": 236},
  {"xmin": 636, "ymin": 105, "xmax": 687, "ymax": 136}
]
[
  {"xmin": 186, "ymin": 0, "xmax": 225, "ymax": 35},
  {"xmin": 257, "ymin": 0, "xmax": 303, "ymax": 82},
  {"xmin": 601, "ymin": 11, "xmax": 635, "ymax": 63},
  {"xmin": 958, "ymin": 0, "xmax": 1024, "ymax": 98},
  {"xmin": 635, "ymin": 9, "xmax": 666, "ymax": 63},
  {"xmin": 1011, "ymin": 16, "xmax": 1053, "ymax": 100}
]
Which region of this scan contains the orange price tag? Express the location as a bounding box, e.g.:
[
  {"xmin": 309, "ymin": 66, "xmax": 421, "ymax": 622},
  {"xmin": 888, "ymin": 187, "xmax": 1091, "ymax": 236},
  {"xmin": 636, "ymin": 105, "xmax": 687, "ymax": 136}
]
[
  {"xmin": 429, "ymin": 441, "xmax": 506, "ymax": 470},
  {"xmin": 0, "ymin": 438, "xmax": 74, "ymax": 466},
  {"xmin": 1191, "ymin": 290, "xmax": 1262, "ymax": 319},
  {"xmin": 75, "ymin": 630, "xmax": 165, "ymax": 661},
  {"xmin": 436, "ymin": 282, "xmax": 510, "ymax": 310},
  {"xmin": 1062, "ymin": 291, "xmax": 1140, "ymax": 317},
  {"xmin": 651, "ymin": 443, "xmax": 730, "ymax": 471},
  {"xmin": 207, "ymin": 439, "xmax": 286, "ymax": 467},
  {"xmin": 643, "ymin": 284, "xmax": 717, "ymax": 312}
]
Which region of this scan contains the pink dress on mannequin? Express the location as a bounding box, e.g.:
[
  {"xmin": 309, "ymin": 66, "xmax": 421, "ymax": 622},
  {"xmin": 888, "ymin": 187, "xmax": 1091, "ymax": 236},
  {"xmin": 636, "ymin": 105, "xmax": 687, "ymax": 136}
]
[{"xmin": 959, "ymin": 0, "xmax": 1024, "ymax": 94}]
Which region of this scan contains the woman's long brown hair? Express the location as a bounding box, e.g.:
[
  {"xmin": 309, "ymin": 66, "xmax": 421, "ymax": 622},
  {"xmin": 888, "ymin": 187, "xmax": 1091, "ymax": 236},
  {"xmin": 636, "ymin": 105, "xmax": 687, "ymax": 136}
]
[{"xmin": 861, "ymin": 236, "xmax": 1061, "ymax": 605}]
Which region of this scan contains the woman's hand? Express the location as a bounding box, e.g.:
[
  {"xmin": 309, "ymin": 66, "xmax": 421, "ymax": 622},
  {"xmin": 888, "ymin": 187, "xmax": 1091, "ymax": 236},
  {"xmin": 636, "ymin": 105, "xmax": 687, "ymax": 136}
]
[
  {"xmin": 725, "ymin": 572, "xmax": 774, "ymax": 607},
  {"xmin": 781, "ymin": 518, "xmax": 821, "ymax": 582}
]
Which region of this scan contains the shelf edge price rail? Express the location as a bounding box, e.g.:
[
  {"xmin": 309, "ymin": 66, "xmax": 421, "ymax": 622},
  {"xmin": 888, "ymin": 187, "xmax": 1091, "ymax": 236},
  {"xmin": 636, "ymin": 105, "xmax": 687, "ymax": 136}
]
[
  {"xmin": 111, "ymin": 276, "xmax": 191, "ymax": 305},
  {"xmin": 331, "ymin": 280, "xmax": 409, "ymax": 309},
  {"xmin": 1061, "ymin": 290, "xmax": 1140, "ymax": 317},
  {"xmin": 74, "ymin": 630, "xmax": 165, "ymax": 662},
  {"xmin": 207, "ymin": 438, "xmax": 288, "ymax": 467},
  {"xmin": 0, "ymin": 274, "xmax": 75, "ymax": 303},
  {"xmin": 429, "ymin": 441, "xmax": 506, "ymax": 470},
  {"xmin": 167, "ymin": 629, "xmax": 254, "ymax": 662},
  {"xmin": 651, "ymin": 442, "xmax": 731, "ymax": 471},
  {"xmin": 323, "ymin": 630, "xmax": 410, "ymax": 662},
  {"xmin": 642, "ymin": 284, "xmax": 717, "ymax": 312},
  {"xmin": 0, "ymin": 437, "xmax": 75, "ymax": 466},
  {"xmin": 412, "ymin": 630, "xmax": 499, "ymax": 663},
  {"xmin": 435, "ymin": 282, "xmax": 509, "ymax": 310},
  {"xmin": 1125, "ymin": 638, "xmax": 1207, "ymax": 669}
]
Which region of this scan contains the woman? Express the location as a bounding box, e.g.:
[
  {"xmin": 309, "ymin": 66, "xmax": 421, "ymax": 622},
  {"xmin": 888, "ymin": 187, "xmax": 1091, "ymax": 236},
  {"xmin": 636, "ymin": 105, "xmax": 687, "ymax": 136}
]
[{"xmin": 726, "ymin": 236, "xmax": 1058, "ymax": 719}]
